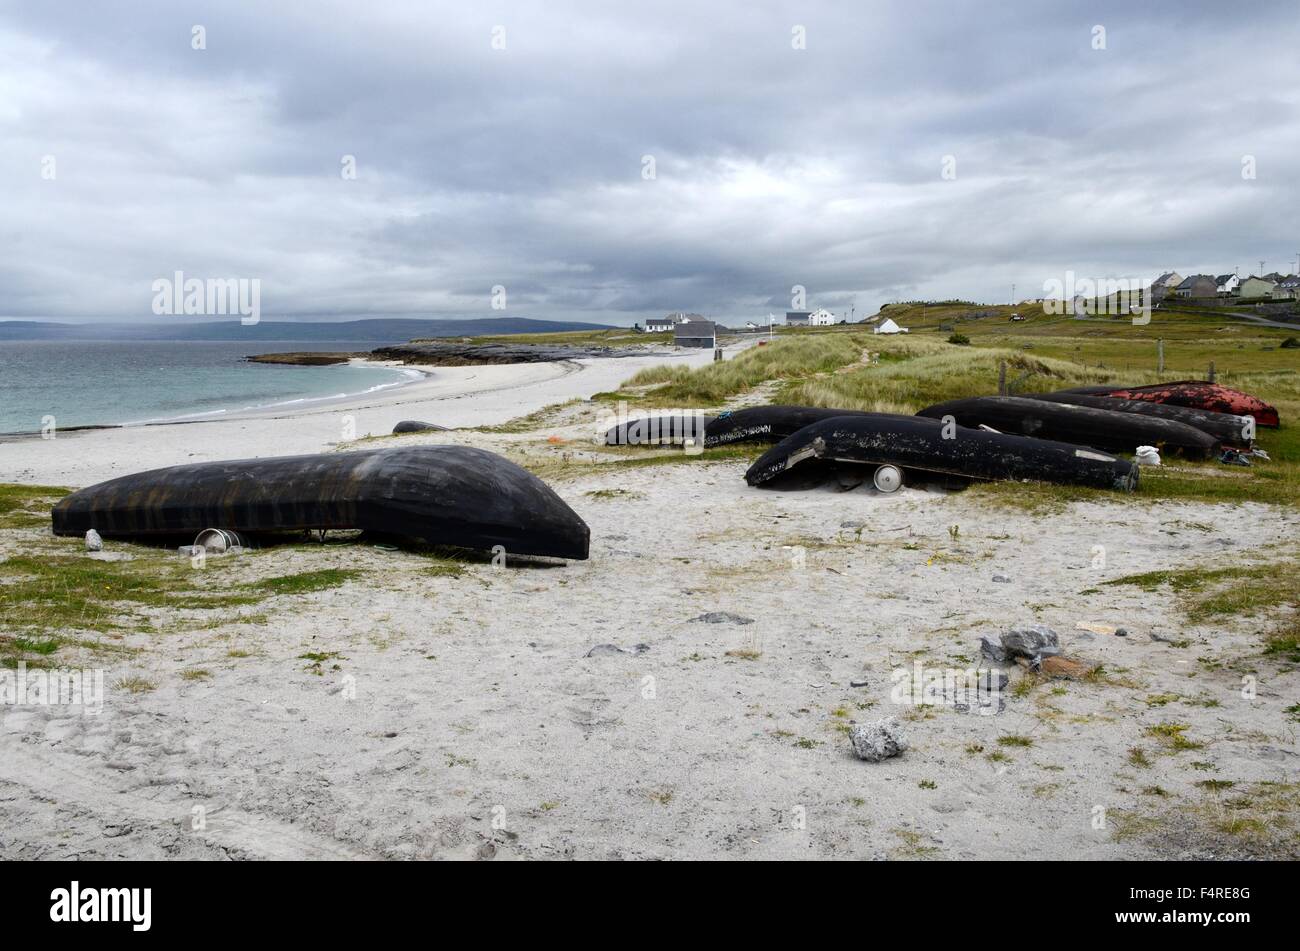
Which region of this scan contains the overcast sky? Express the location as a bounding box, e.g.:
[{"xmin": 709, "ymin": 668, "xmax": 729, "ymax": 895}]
[{"xmin": 2, "ymin": 1, "xmax": 1298, "ymax": 324}]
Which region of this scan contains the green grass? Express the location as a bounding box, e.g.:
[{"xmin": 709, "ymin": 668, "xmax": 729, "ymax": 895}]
[
  {"xmin": 997, "ymin": 734, "xmax": 1035, "ymax": 747},
  {"xmin": 1144, "ymin": 722, "xmax": 1204, "ymax": 752},
  {"xmin": 615, "ymin": 332, "xmax": 878, "ymax": 406},
  {"xmin": 1104, "ymin": 558, "xmax": 1298, "ymax": 623},
  {"xmin": 1107, "ymin": 556, "xmax": 1300, "ymax": 659},
  {"xmin": 114, "ymin": 675, "xmax": 156, "ymax": 694},
  {"xmin": 0, "ymin": 483, "xmax": 70, "ymax": 529},
  {"xmin": 0, "ymin": 553, "xmax": 261, "ymax": 636},
  {"xmin": 252, "ymin": 568, "xmax": 360, "ymax": 595}
]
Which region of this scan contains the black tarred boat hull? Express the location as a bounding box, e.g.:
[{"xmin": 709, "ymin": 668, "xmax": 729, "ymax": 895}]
[
  {"xmin": 1029, "ymin": 392, "xmax": 1253, "ymax": 447},
  {"xmin": 51, "ymin": 446, "xmax": 590, "ymax": 560},
  {"xmin": 603, "ymin": 414, "xmax": 715, "ymax": 447},
  {"xmin": 704, "ymin": 406, "xmax": 877, "ymax": 447},
  {"xmin": 603, "ymin": 405, "xmax": 877, "ymax": 449},
  {"xmin": 916, "ymin": 396, "xmax": 1219, "ymax": 458},
  {"xmin": 745, "ymin": 415, "xmax": 1138, "ymax": 491}
]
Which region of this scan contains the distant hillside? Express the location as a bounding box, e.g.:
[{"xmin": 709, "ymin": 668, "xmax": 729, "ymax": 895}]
[{"xmin": 0, "ymin": 317, "xmax": 616, "ymax": 343}]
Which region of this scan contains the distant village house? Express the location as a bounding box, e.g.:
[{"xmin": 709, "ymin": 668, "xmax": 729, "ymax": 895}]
[
  {"xmin": 1173, "ymin": 275, "xmax": 1218, "ymax": 299},
  {"xmin": 1235, "ymin": 276, "xmax": 1277, "ymax": 299}
]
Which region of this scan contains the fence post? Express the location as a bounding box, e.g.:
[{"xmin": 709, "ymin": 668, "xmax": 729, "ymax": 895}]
[
  {"xmin": 998, "ymin": 361, "xmax": 1007, "ymax": 396},
  {"xmin": 1157, "ymin": 338, "xmax": 1164, "ymax": 374},
  {"xmin": 1207, "ymin": 360, "xmax": 1216, "ymax": 383}
]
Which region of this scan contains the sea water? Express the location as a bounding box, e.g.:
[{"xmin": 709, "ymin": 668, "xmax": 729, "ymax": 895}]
[{"xmin": 0, "ymin": 340, "xmax": 416, "ymax": 434}]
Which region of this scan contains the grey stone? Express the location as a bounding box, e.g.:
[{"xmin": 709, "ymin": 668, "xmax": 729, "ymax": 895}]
[
  {"xmin": 979, "ymin": 636, "xmax": 1008, "ymax": 664},
  {"xmin": 1000, "ymin": 624, "xmax": 1061, "ymax": 660},
  {"xmin": 992, "ymin": 574, "xmax": 1011, "ymax": 583},
  {"xmin": 585, "ymin": 643, "xmax": 649, "ymax": 658},
  {"xmin": 690, "ymin": 612, "xmax": 755, "ymax": 625},
  {"xmin": 848, "ymin": 716, "xmax": 908, "ymax": 762},
  {"xmin": 84, "ymin": 529, "xmax": 103, "ymax": 552}
]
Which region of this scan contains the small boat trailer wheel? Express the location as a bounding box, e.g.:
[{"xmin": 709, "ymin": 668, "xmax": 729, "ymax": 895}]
[{"xmin": 872, "ymin": 464, "xmax": 904, "ymax": 493}]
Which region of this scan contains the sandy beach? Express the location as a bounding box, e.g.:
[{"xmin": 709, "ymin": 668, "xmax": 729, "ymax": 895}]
[{"xmin": 2, "ymin": 344, "xmax": 1297, "ymax": 861}]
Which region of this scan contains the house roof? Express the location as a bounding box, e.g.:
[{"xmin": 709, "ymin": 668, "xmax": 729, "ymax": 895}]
[
  {"xmin": 674, "ymin": 320, "xmax": 715, "ymax": 336},
  {"xmin": 1215, "ymin": 274, "xmax": 1236, "ymax": 284},
  {"xmin": 1154, "ymin": 271, "xmax": 1179, "ymax": 284},
  {"xmin": 1279, "ymin": 275, "xmax": 1300, "ymax": 288},
  {"xmin": 1176, "ymin": 275, "xmax": 1213, "ymax": 289}
]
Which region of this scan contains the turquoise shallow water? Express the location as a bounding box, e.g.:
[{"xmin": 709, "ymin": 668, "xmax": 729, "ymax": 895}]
[{"xmin": 0, "ymin": 340, "xmax": 414, "ymax": 434}]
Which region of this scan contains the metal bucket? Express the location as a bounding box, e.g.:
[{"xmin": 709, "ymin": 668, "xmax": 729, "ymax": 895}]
[{"xmin": 193, "ymin": 528, "xmax": 247, "ymax": 554}]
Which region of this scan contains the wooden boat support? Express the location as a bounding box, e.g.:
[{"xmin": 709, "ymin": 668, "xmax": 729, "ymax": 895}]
[
  {"xmin": 51, "ymin": 445, "xmax": 591, "ymax": 561},
  {"xmin": 745, "ymin": 415, "xmax": 1139, "ymax": 492}
]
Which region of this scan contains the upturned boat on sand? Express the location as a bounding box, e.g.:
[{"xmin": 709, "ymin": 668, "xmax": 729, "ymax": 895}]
[
  {"xmin": 916, "ymin": 396, "xmax": 1220, "ymax": 458},
  {"xmin": 51, "ymin": 445, "xmax": 590, "ymax": 560},
  {"xmin": 603, "ymin": 413, "xmax": 715, "ymax": 447},
  {"xmin": 603, "ymin": 405, "xmax": 875, "ymax": 448},
  {"xmin": 704, "ymin": 406, "xmax": 876, "ymax": 447},
  {"xmin": 1059, "ymin": 381, "xmax": 1279, "ymax": 428},
  {"xmin": 745, "ymin": 415, "xmax": 1138, "ymax": 492},
  {"xmin": 1028, "ymin": 391, "xmax": 1255, "ymax": 447}
]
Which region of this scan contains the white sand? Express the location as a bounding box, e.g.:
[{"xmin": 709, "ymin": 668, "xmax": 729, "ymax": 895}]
[{"xmin": 2, "ymin": 349, "xmax": 1297, "ymax": 860}]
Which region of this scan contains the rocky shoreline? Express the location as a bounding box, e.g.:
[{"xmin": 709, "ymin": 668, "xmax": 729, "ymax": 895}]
[
  {"xmin": 248, "ymin": 341, "xmax": 672, "ymax": 368},
  {"xmin": 371, "ymin": 341, "xmax": 669, "ymax": 366},
  {"xmin": 245, "ymin": 352, "xmax": 361, "ymax": 366}
]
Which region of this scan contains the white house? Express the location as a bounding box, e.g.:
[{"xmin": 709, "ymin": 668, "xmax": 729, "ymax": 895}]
[
  {"xmin": 807, "ymin": 308, "xmax": 837, "ymax": 326},
  {"xmin": 874, "ymin": 317, "xmax": 908, "ymax": 335},
  {"xmin": 644, "ymin": 312, "xmax": 705, "ymax": 332},
  {"xmin": 1215, "ymin": 274, "xmax": 1240, "ymax": 295}
]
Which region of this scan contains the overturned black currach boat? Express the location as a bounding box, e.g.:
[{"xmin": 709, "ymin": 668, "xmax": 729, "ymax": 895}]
[
  {"xmin": 704, "ymin": 406, "xmax": 877, "ymax": 447},
  {"xmin": 392, "ymin": 420, "xmax": 449, "ymax": 434},
  {"xmin": 1027, "ymin": 392, "xmax": 1254, "ymax": 447},
  {"xmin": 745, "ymin": 415, "xmax": 1138, "ymax": 492},
  {"xmin": 603, "ymin": 413, "xmax": 715, "ymax": 447},
  {"xmin": 915, "ymin": 396, "xmax": 1219, "ymax": 458},
  {"xmin": 603, "ymin": 405, "xmax": 877, "ymax": 449},
  {"xmin": 51, "ymin": 445, "xmax": 590, "ymax": 560}
]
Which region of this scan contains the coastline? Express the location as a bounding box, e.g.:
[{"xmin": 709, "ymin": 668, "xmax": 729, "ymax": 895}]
[
  {"xmin": 0, "ymin": 348, "xmax": 728, "ymax": 487},
  {"xmin": 0, "ymin": 358, "xmax": 425, "ymax": 438}
]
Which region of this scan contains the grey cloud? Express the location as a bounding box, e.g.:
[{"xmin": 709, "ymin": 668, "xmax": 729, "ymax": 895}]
[{"xmin": 1, "ymin": 0, "xmax": 1298, "ymax": 323}]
